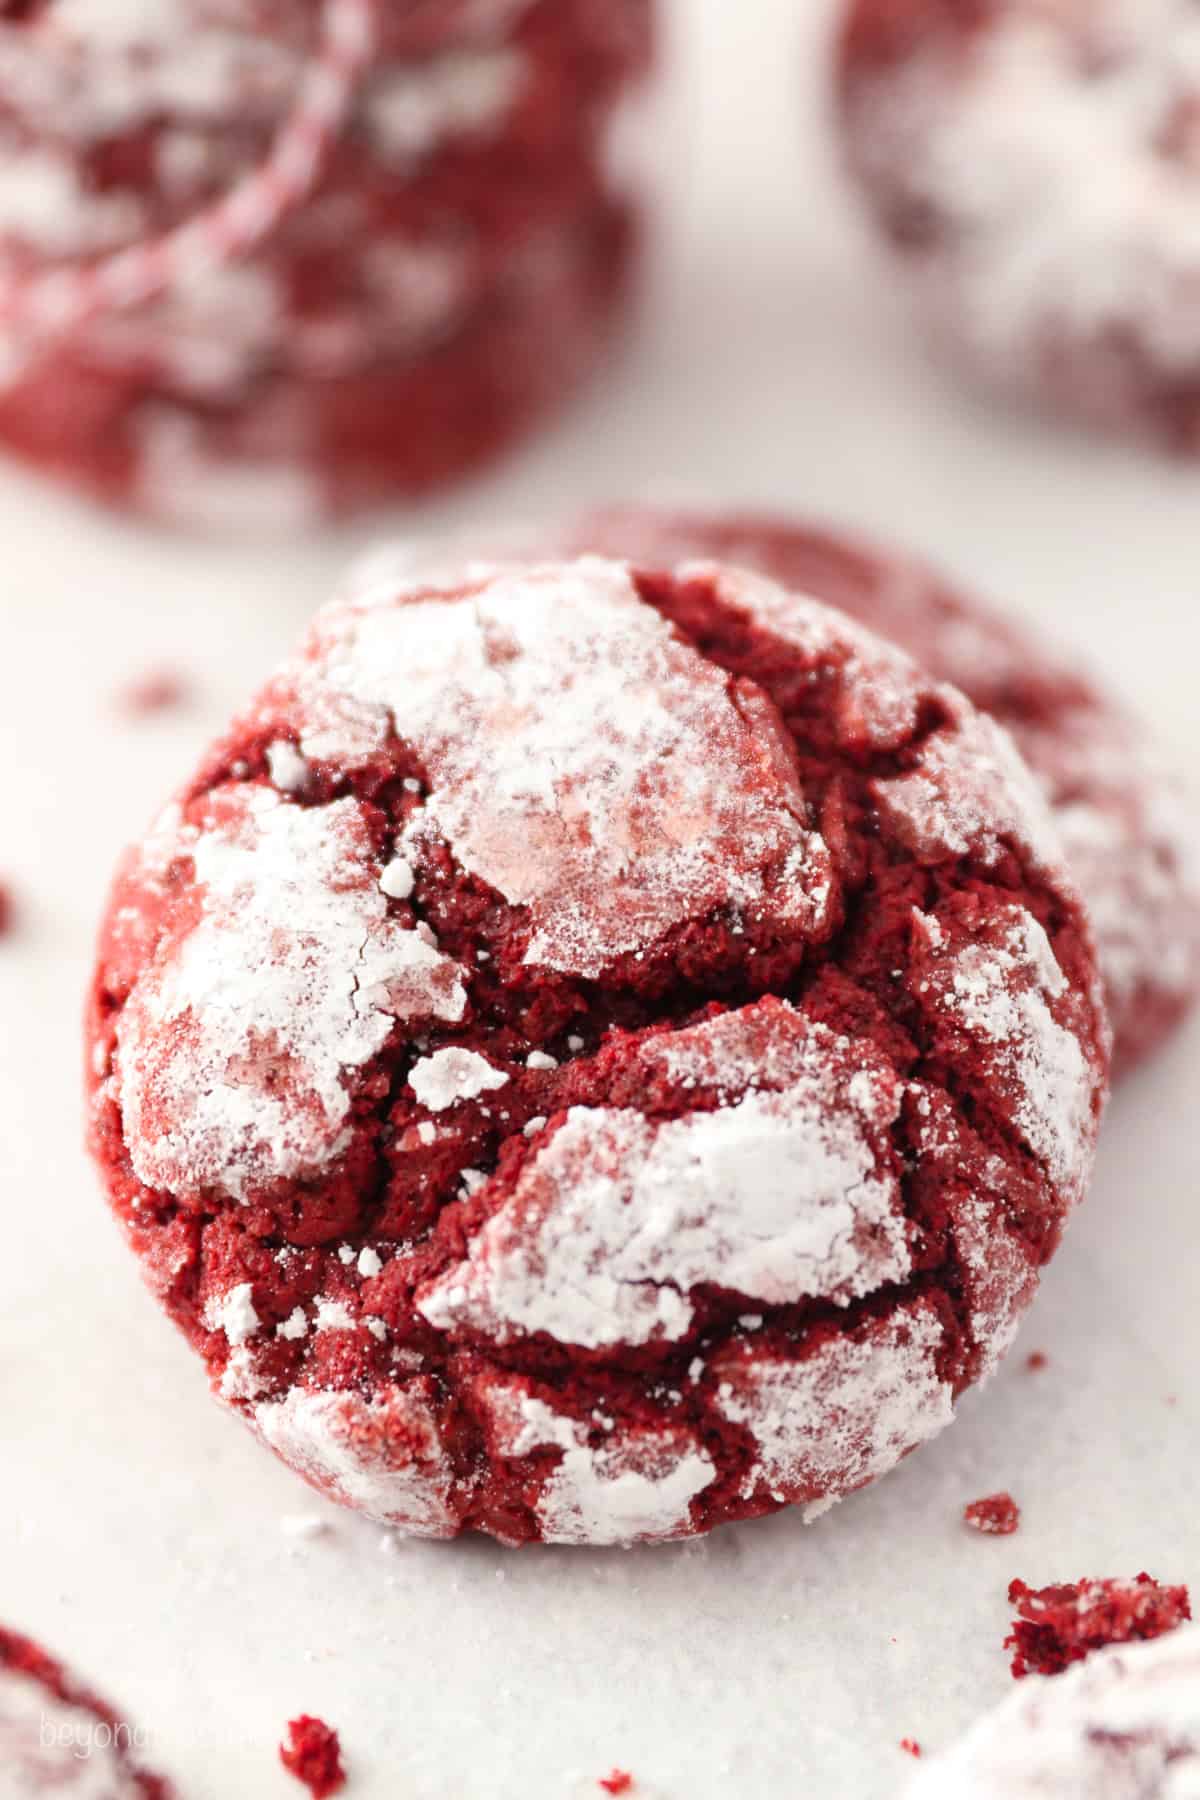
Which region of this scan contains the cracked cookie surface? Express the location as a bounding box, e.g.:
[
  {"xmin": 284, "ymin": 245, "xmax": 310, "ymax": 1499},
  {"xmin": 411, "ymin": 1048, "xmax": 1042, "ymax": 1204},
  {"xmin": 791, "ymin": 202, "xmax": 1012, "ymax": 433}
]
[{"xmin": 565, "ymin": 507, "xmax": 1200, "ymax": 1075}]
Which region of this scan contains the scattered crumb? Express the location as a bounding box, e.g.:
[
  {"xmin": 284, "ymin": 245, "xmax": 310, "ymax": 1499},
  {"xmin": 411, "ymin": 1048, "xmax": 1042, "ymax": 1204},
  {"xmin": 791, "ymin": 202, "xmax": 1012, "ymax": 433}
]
[
  {"xmin": 281, "ymin": 1515, "xmax": 330, "ymax": 1541},
  {"xmin": 1025, "ymin": 1351, "xmax": 1048, "ymax": 1372},
  {"xmin": 117, "ymin": 669, "xmax": 189, "ymax": 715},
  {"xmin": 598, "ymin": 1773, "xmax": 633, "ymax": 1795},
  {"xmin": 899, "ymin": 1739, "xmax": 921, "ymax": 1759},
  {"xmin": 964, "ymin": 1493, "xmax": 1020, "ymax": 1536},
  {"xmin": 1006, "ymin": 1574, "xmax": 1192, "ymax": 1678},
  {"xmin": 280, "ymin": 1715, "xmax": 345, "ymax": 1797}
]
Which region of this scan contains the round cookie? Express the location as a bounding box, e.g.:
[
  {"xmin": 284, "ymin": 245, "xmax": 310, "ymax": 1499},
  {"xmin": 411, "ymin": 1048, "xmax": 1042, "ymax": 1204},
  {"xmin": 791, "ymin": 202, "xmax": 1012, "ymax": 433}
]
[
  {"xmin": 0, "ymin": 0, "xmax": 652, "ymax": 519},
  {"xmin": 87, "ymin": 554, "xmax": 1108, "ymax": 1546},
  {"xmin": 563, "ymin": 508, "xmax": 1200, "ymax": 1074},
  {"xmin": 836, "ymin": 0, "xmax": 1200, "ymax": 449},
  {"xmin": 0, "ymin": 1624, "xmax": 171, "ymax": 1798},
  {"xmin": 2, "ymin": 197, "xmax": 636, "ymax": 528},
  {"xmin": 905, "ymin": 1626, "xmax": 1200, "ymax": 1798}
]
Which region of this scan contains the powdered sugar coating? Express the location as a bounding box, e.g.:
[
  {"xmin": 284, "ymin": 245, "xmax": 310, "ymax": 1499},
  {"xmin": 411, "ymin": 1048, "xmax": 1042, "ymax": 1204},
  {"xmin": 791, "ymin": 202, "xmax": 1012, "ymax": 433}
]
[
  {"xmin": 288, "ymin": 558, "xmax": 834, "ymax": 977},
  {"xmin": 839, "ymin": 0, "xmax": 1200, "ymax": 441},
  {"xmin": 205, "ymin": 1279, "xmax": 259, "ymax": 1345},
  {"xmin": 877, "ymin": 703, "xmax": 1063, "ymax": 878},
  {"xmin": 475, "ymin": 1380, "xmax": 716, "ymax": 1546},
  {"xmin": 906, "ymin": 1626, "xmax": 1200, "ymax": 1798},
  {"xmin": 711, "ymin": 1305, "xmax": 954, "ymax": 1519},
  {"xmin": 687, "ymin": 559, "xmax": 922, "ymax": 751},
  {"xmin": 418, "ymin": 1003, "xmax": 910, "ymax": 1348},
  {"xmin": 115, "ymin": 785, "xmax": 467, "ymax": 1199},
  {"xmin": 365, "ymin": 48, "xmax": 526, "ymax": 166},
  {"xmin": 133, "ymin": 409, "xmax": 326, "ymax": 531},
  {"xmin": 912, "ymin": 904, "xmax": 1097, "ymax": 1206},
  {"xmin": 252, "ymin": 1383, "xmax": 460, "ymax": 1539},
  {"xmin": 945, "ymin": 1189, "xmax": 1037, "ymax": 1384},
  {"xmin": 408, "ymin": 1047, "xmax": 509, "ymax": 1112}
]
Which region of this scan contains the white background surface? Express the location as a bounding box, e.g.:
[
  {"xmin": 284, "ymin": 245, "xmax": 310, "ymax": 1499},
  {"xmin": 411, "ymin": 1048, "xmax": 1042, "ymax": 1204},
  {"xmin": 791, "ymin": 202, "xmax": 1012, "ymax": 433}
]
[{"xmin": 2, "ymin": 2, "xmax": 1198, "ymax": 1796}]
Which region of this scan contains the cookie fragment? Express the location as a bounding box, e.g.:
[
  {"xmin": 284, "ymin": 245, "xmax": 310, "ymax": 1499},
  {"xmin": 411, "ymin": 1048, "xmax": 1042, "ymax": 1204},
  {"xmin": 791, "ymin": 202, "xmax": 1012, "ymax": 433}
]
[{"xmin": 1006, "ymin": 1575, "xmax": 1192, "ymax": 1678}]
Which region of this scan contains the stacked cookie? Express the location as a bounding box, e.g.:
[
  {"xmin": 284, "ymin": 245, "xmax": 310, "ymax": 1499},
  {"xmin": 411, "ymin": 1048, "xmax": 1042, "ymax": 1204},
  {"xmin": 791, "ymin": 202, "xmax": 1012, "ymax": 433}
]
[{"xmin": 0, "ymin": 0, "xmax": 653, "ymax": 525}]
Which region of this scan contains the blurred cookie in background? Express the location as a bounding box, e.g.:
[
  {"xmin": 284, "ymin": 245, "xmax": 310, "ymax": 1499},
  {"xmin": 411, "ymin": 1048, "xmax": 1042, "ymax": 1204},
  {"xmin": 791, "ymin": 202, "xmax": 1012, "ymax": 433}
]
[
  {"xmin": 905, "ymin": 1625, "xmax": 1200, "ymax": 1798},
  {"xmin": 0, "ymin": 1622, "xmax": 172, "ymax": 1797},
  {"xmin": 0, "ymin": 0, "xmax": 654, "ymax": 525},
  {"xmin": 836, "ymin": 1, "xmax": 1200, "ymax": 452}
]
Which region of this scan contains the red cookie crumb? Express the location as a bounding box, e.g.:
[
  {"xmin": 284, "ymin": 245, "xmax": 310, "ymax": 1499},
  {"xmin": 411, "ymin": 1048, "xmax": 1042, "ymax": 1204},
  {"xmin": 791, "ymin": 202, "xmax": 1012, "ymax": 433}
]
[
  {"xmin": 599, "ymin": 1772, "xmax": 634, "ymax": 1795},
  {"xmin": 1006, "ymin": 1575, "xmax": 1192, "ymax": 1679},
  {"xmin": 964, "ymin": 1493, "xmax": 1020, "ymax": 1536},
  {"xmin": 118, "ymin": 670, "xmax": 190, "ymax": 716},
  {"xmin": 280, "ymin": 1715, "xmax": 345, "ymax": 1798},
  {"xmin": 899, "ymin": 1738, "xmax": 922, "ymax": 1758},
  {"xmin": 1026, "ymin": 1351, "xmax": 1048, "ymax": 1372}
]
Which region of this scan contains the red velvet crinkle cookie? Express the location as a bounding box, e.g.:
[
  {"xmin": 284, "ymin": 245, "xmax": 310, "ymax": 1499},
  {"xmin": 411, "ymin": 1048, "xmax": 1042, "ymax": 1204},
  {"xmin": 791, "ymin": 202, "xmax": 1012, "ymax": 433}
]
[
  {"xmin": 11, "ymin": 197, "xmax": 636, "ymax": 530},
  {"xmin": 87, "ymin": 555, "xmax": 1108, "ymax": 1546},
  {"xmin": 0, "ymin": 1624, "xmax": 171, "ymax": 1798},
  {"xmin": 836, "ymin": 1, "xmax": 1200, "ymax": 448},
  {"xmin": 0, "ymin": 0, "xmax": 652, "ymax": 521},
  {"xmin": 905, "ymin": 1627, "xmax": 1200, "ymax": 1798},
  {"xmin": 565, "ymin": 508, "xmax": 1200, "ymax": 1074}
]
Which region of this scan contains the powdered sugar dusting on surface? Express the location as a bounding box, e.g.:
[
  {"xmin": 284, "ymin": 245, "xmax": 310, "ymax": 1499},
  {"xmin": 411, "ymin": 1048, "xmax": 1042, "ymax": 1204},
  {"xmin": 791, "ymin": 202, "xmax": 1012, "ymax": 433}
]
[
  {"xmin": 134, "ymin": 410, "xmax": 326, "ymax": 532},
  {"xmin": 0, "ymin": 1663, "xmax": 149, "ymax": 1798},
  {"xmin": 289, "ymin": 558, "xmax": 834, "ymax": 977},
  {"xmin": 877, "ymin": 701, "xmax": 1063, "ymax": 876},
  {"xmin": 252, "ymin": 1384, "xmax": 459, "ymax": 1539},
  {"xmin": 408, "ymin": 1047, "xmax": 509, "ymax": 1112},
  {"xmin": 906, "ymin": 1626, "xmax": 1200, "ymax": 1799},
  {"xmin": 696, "ymin": 560, "xmax": 923, "ymax": 750},
  {"xmin": 951, "ymin": 1195, "xmax": 1037, "ymax": 1381},
  {"xmin": 848, "ymin": 1, "xmax": 1200, "ymax": 384},
  {"xmin": 711, "ymin": 1306, "xmax": 954, "ymax": 1518},
  {"xmin": 477, "ymin": 1380, "xmax": 715, "ymax": 1546},
  {"xmin": 116, "ymin": 785, "xmax": 467, "ymax": 1199},
  {"xmin": 0, "ymin": 3, "xmax": 295, "ymax": 140},
  {"xmin": 0, "ymin": 148, "xmax": 145, "ymax": 256},
  {"xmin": 912, "ymin": 904, "xmax": 1096, "ymax": 1204},
  {"xmin": 205, "ymin": 1280, "xmax": 259, "ymax": 1346},
  {"xmin": 417, "ymin": 1003, "xmax": 910, "ymax": 1349}
]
